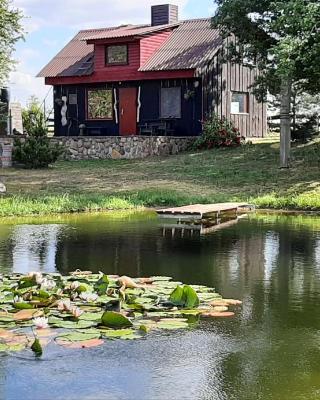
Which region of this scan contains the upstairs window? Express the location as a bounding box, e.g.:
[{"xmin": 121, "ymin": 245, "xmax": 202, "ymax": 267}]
[
  {"xmin": 231, "ymin": 92, "xmax": 249, "ymax": 114},
  {"xmin": 87, "ymin": 89, "xmax": 113, "ymax": 120},
  {"xmin": 106, "ymin": 45, "xmax": 128, "ymax": 65},
  {"xmin": 160, "ymin": 87, "xmax": 181, "ymax": 119}
]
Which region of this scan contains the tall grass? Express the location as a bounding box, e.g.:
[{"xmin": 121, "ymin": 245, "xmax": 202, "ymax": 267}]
[{"xmin": 0, "ymin": 194, "xmax": 138, "ymax": 217}]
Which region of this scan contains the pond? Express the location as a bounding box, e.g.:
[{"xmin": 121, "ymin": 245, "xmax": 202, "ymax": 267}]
[{"xmin": 0, "ymin": 211, "xmax": 320, "ymax": 400}]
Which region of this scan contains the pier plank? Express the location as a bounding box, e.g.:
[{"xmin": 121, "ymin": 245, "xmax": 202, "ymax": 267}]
[{"xmin": 157, "ymin": 203, "xmax": 252, "ymax": 220}]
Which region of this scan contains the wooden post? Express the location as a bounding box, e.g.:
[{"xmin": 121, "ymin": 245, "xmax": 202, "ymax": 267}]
[{"xmin": 280, "ymin": 76, "xmax": 292, "ymax": 168}]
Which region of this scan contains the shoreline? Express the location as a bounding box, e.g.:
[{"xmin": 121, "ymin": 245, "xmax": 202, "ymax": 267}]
[{"xmin": 1, "ymin": 200, "xmax": 320, "ymax": 221}]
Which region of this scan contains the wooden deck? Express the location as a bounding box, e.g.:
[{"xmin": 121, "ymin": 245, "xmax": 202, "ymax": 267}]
[{"xmin": 156, "ymin": 203, "xmax": 253, "ymax": 220}]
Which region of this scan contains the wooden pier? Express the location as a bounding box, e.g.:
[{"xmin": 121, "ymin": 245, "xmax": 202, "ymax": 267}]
[{"xmin": 156, "ymin": 203, "xmax": 253, "ymax": 221}]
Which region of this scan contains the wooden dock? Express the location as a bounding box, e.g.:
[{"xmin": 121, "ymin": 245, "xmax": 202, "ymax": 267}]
[
  {"xmin": 156, "ymin": 203, "xmax": 253, "ymax": 221},
  {"xmin": 161, "ymin": 216, "xmax": 242, "ymax": 236}
]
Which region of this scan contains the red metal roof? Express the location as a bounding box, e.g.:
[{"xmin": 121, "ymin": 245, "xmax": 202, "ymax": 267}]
[
  {"xmin": 82, "ymin": 23, "xmax": 178, "ymax": 41},
  {"xmin": 140, "ymin": 19, "xmax": 222, "ymax": 71},
  {"xmin": 37, "ymin": 18, "xmax": 222, "ymax": 78}
]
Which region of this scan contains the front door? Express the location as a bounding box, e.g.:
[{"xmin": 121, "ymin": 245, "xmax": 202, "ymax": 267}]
[{"xmin": 119, "ymin": 88, "xmax": 137, "ymax": 135}]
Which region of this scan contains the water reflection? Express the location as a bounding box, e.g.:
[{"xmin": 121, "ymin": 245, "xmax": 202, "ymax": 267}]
[
  {"xmin": 11, "ymin": 224, "xmax": 64, "ymax": 274},
  {"xmin": 0, "ymin": 212, "xmax": 319, "ymax": 399}
]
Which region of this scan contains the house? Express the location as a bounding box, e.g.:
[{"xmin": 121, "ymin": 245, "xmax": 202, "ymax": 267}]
[{"xmin": 38, "ymin": 4, "xmax": 267, "ymax": 138}]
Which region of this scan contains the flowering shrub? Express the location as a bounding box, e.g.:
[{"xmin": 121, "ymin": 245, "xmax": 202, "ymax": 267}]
[{"xmin": 194, "ymin": 114, "xmax": 245, "ymax": 150}]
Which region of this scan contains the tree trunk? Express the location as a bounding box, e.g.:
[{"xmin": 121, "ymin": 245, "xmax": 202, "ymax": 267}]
[{"xmin": 280, "ymin": 76, "xmax": 292, "ymax": 168}]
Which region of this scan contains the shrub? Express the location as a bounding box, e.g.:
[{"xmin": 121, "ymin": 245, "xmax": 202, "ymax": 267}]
[
  {"xmin": 13, "ymin": 118, "xmax": 64, "ymax": 169},
  {"xmin": 22, "ymin": 96, "xmax": 45, "ymax": 135},
  {"xmin": 194, "ymin": 114, "xmax": 244, "ymax": 150}
]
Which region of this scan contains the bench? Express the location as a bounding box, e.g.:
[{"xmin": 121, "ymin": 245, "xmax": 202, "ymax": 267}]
[{"xmin": 139, "ymin": 120, "xmax": 175, "ymax": 136}]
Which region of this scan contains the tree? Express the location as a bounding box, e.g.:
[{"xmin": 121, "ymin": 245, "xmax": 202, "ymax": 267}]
[
  {"xmin": 22, "ymin": 96, "xmax": 45, "ymax": 135},
  {"xmin": 0, "ymin": 0, "xmax": 24, "ymax": 86},
  {"xmin": 13, "ymin": 109, "xmax": 64, "ymax": 169},
  {"xmin": 212, "ymin": 0, "xmax": 320, "ymax": 168}
]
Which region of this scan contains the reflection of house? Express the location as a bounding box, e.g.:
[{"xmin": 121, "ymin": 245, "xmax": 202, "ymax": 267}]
[
  {"xmin": 11, "ymin": 225, "xmax": 63, "ymax": 273},
  {"xmin": 38, "ymin": 4, "xmax": 266, "ymax": 138}
]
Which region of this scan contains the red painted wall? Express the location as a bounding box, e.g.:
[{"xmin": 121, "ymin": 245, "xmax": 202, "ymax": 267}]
[
  {"xmin": 94, "ymin": 41, "xmax": 141, "ymax": 80},
  {"xmin": 47, "ymin": 31, "xmax": 195, "ymax": 85},
  {"xmin": 140, "ymin": 31, "xmax": 171, "ymax": 66}
]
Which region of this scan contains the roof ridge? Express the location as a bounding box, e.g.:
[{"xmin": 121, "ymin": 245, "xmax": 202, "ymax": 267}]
[
  {"xmin": 78, "ymin": 23, "xmax": 148, "ymax": 34},
  {"xmin": 180, "ymin": 17, "xmax": 212, "ymax": 22}
]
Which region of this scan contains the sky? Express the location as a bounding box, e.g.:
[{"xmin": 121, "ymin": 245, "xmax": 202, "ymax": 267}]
[{"xmin": 9, "ymin": 0, "xmax": 215, "ymax": 107}]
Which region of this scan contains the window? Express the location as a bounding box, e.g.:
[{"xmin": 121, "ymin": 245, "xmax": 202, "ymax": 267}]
[
  {"xmin": 87, "ymin": 89, "xmax": 113, "ymax": 120},
  {"xmin": 69, "ymin": 94, "xmax": 77, "ymax": 105},
  {"xmin": 160, "ymin": 87, "xmax": 181, "ymax": 119},
  {"xmin": 231, "ymin": 92, "xmax": 249, "ymax": 114},
  {"xmin": 106, "ymin": 45, "xmax": 128, "ymax": 65}
]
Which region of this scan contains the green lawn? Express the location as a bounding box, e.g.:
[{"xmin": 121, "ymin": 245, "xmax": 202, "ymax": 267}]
[{"xmin": 0, "ymin": 138, "xmax": 320, "ymax": 216}]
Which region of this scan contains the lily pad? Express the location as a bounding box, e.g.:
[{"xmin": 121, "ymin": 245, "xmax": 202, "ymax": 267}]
[
  {"xmin": 13, "ymin": 309, "xmax": 43, "ymax": 321},
  {"xmin": 13, "ymin": 302, "xmax": 34, "ymax": 310},
  {"xmin": 101, "ymin": 311, "xmax": 133, "ymax": 328},
  {"xmin": 169, "ymin": 285, "xmax": 199, "ymax": 309},
  {"xmin": 0, "ymin": 342, "xmax": 25, "ymax": 352},
  {"xmin": 201, "ymin": 311, "xmax": 235, "ymax": 318},
  {"xmin": 213, "ymin": 306, "xmax": 229, "ymax": 312},
  {"xmin": 56, "ymin": 338, "xmax": 104, "ymax": 349},
  {"xmin": 49, "ymin": 317, "xmax": 96, "ymax": 329},
  {"xmin": 157, "ymin": 320, "xmax": 189, "ymax": 330},
  {"xmin": 56, "ymin": 331, "xmax": 101, "ymax": 342},
  {"xmin": 101, "ymin": 329, "xmax": 135, "ymax": 338},
  {"xmin": 79, "ymin": 312, "xmax": 103, "ymax": 321}
]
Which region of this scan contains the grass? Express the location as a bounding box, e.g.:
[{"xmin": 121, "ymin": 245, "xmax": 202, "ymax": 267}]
[{"xmin": 0, "ymin": 138, "xmax": 320, "ymax": 217}]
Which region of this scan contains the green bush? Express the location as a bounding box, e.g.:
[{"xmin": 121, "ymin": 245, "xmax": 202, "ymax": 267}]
[
  {"xmin": 194, "ymin": 114, "xmax": 244, "ymax": 150},
  {"xmin": 13, "ymin": 118, "xmax": 64, "ymax": 169},
  {"xmin": 22, "ymin": 96, "xmax": 44, "ymax": 135}
]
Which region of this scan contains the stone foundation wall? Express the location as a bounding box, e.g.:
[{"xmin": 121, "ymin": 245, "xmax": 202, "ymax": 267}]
[
  {"xmin": 52, "ymin": 136, "xmax": 196, "ymax": 160},
  {"xmin": 0, "ymin": 136, "xmax": 197, "ymax": 167}
]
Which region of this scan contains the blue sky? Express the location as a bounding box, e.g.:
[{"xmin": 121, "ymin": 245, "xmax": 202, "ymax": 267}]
[{"xmin": 9, "ymin": 0, "xmax": 215, "ymax": 106}]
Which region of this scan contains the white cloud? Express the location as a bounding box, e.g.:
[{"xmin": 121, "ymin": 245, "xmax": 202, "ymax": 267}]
[
  {"xmin": 9, "ymin": 71, "xmax": 50, "ymax": 107},
  {"xmin": 10, "ymin": 0, "xmax": 189, "ymax": 106},
  {"xmin": 13, "ymin": 0, "xmax": 189, "ymax": 30}
]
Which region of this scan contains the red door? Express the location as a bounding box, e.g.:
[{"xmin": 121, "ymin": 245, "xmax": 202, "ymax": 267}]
[{"xmin": 119, "ymin": 88, "xmax": 137, "ymax": 135}]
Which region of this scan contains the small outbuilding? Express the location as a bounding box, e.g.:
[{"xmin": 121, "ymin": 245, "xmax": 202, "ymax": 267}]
[{"xmin": 38, "ymin": 4, "xmax": 267, "ymax": 138}]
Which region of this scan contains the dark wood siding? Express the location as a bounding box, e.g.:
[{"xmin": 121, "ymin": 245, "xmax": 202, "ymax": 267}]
[
  {"xmin": 200, "ymin": 42, "xmax": 267, "ymax": 138},
  {"xmin": 53, "ymin": 79, "xmax": 202, "ymax": 137}
]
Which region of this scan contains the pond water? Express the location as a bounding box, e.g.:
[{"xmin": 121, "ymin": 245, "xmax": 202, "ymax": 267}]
[{"xmin": 0, "ymin": 211, "xmax": 320, "ymax": 400}]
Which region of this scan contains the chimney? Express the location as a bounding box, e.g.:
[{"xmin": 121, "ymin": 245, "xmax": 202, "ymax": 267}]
[{"xmin": 151, "ymin": 4, "xmax": 178, "ymax": 26}]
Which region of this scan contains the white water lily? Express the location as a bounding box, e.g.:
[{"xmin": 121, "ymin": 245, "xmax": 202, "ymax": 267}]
[
  {"xmin": 57, "ymin": 299, "xmax": 72, "ymax": 312},
  {"xmin": 70, "ymin": 281, "xmax": 80, "ymax": 291},
  {"xmin": 28, "ymin": 272, "xmax": 43, "ymax": 284},
  {"xmin": 79, "ymin": 292, "xmax": 98, "ymax": 302},
  {"xmin": 33, "ymin": 317, "xmax": 49, "ymax": 329},
  {"xmin": 70, "ymin": 306, "xmax": 83, "ymax": 319},
  {"xmin": 40, "ymin": 278, "xmax": 56, "ymax": 291}
]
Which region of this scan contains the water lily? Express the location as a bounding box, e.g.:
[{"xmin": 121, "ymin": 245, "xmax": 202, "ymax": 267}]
[
  {"xmin": 70, "ymin": 281, "xmax": 80, "ymax": 291},
  {"xmin": 28, "ymin": 272, "xmax": 43, "ymax": 285},
  {"xmin": 40, "ymin": 278, "xmax": 56, "ymax": 291},
  {"xmin": 33, "ymin": 317, "xmax": 49, "ymax": 329},
  {"xmin": 14, "ymin": 295, "xmax": 23, "ymax": 303},
  {"xmin": 79, "ymin": 292, "xmax": 98, "ymax": 302},
  {"xmin": 57, "ymin": 299, "xmax": 72, "ymax": 312},
  {"xmin": 70, "ymin": 306, "xmax": 83, "ymax": 319},
  {"xmin": 70, "ymin": 292, "xmax": 79, "ymax": 301}
]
